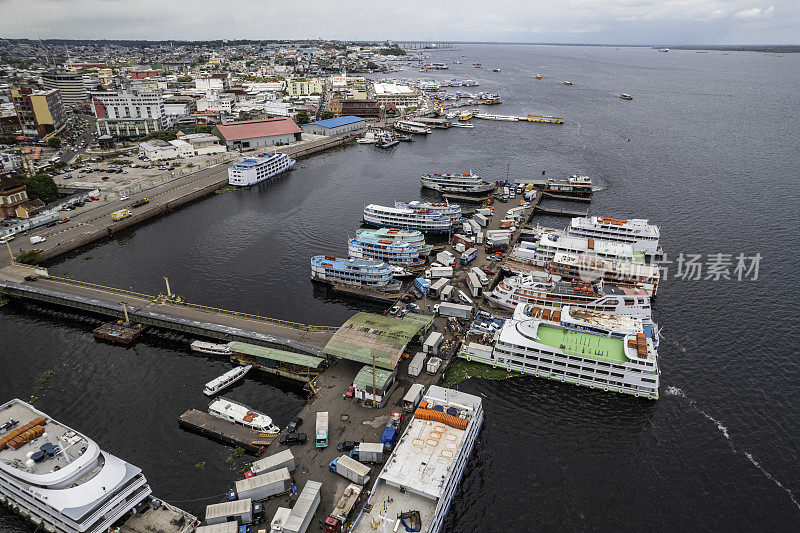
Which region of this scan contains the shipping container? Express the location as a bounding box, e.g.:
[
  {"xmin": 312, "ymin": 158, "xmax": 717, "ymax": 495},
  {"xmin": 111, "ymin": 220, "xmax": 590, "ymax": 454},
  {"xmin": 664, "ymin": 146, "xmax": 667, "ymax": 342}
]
[
  {"xmin": 350, "ymin": 442, "xmax": 384, "ymax": 463},
  {"xmin": 468, "ymin": 220, "xmax": 481, "ymax": 234},
  {"xmin": 473, "ymin": 213, "xmax": 488, "ymax": 227},
  {"xmin": 429, "ymin": 277, "xmax": 450, "ymax": 298},
  {"xmin": 428, "ymin": 266, "xmax": 453, "ymax": 279},
  {"xmin": 461, "ymin": 221, "xmax": 473, "ymax": 235},
  {"xmin": 499, "ymin": 219, "xmax": 516, "ymax": 228},
  {"xmin": 251, "ymin": 449, "xmax": 295, "ymax": 476},
  {"xmin": 283, "ymin": 481, "xmax": 321, "ymax": 533},
  {"xmin": 454, "ymin": 242, "xmax": 466, "ymax": 253},
  {"xmin": 426, "ymin": 357, "xmax": 442, "ymax": 374},
  {"xmin": 437, "ymin": 302, "xmax": 473, "ymax": 319},
  {"xmin": 423, "ymin": 331, "xmax": 444, "ymax": 355},
  {"xmin": 402, "ymin": 383, "xmax": 425, "ymax": 412},
  {"xmin": 452, "ymin": 234, "xmax": 476, "ymax": 248},
  {"xmin": 466, "ymin": 272, "xmax": 482, "ymax": 298},
  {"xmin": 235, "ymin": 468, "xmax": 291, "ymax": 501},
  {"xmin": 476, "ymin": 208, "xmax": 494, "ymax": 217},
  {"xmin": 439, "ymin": 285, "xmax": 455, "ymax": 302},
  {"xmin": 408, "ymin": 352, "xmax": 426, "ymax": 377},
  {"xmin": 329, "ymin": 455, "xmax": 371, "ymax": 485}
]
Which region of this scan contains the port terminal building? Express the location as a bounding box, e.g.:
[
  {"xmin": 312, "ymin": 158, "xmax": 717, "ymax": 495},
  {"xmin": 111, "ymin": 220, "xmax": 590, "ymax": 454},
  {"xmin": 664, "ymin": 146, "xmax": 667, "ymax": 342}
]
[
  {"xmin": 213, "ymin": 117, "xmax": 302, "ymax": 149},
  {"xmin": 300, "ymin": 116, "xmax": 365, "ymax": 136}
]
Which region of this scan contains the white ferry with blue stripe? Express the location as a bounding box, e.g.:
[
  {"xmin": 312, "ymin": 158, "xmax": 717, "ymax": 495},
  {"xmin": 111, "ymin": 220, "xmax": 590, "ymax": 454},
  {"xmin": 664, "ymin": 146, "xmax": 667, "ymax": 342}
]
[
  {"xmin": 310, "ymin": 255, "xmax": 401, "ymax": 292},
  {"xmin": 348, "ymin": 235, "xmax": 425, "ymax": 269},
  {"xmin": 227, "ymin": 152, "xmax": 296, "ymax": 186},
  {"xmin": 363, "ymin": 201, "xmax": 462, "ymax": 234},
  {"xmin": 350, "ymin": 386, "xmax": 483, "ymax": 533},
  {"xmin": 356, "ymin": 227, "xmax": 433, "ymax": 256}
]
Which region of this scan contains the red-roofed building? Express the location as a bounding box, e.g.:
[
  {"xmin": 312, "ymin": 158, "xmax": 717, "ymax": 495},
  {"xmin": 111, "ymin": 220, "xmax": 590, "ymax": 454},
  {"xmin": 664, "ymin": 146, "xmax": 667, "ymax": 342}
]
[{"xmin": 212, "ymin": 118, "xmax": 302, "ymax": 149}]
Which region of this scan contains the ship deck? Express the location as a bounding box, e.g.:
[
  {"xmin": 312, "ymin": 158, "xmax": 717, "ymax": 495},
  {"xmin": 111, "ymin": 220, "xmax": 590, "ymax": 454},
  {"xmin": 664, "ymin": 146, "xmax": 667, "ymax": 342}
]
[
  {"xmin": 0, "ymin": 400, "xmax": 89, "ymax": 475},
  {"xmin": 535, "ymin": 324, "xmax": 627, "ymax": 363}
]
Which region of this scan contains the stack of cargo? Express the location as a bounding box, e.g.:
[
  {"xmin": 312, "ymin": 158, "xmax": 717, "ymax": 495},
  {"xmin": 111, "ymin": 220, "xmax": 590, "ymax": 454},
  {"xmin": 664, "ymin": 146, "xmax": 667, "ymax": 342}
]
[{"xmin": 0, "ymin": 417, "xmax": 46, "ymax": 450}]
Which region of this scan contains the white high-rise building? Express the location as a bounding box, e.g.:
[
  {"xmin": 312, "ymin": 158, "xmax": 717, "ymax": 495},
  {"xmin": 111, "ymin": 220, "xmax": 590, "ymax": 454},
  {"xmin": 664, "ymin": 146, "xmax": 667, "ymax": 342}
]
[{"xmin": 91, "ymin": 89, "xmax": 166, "ymax": 137}]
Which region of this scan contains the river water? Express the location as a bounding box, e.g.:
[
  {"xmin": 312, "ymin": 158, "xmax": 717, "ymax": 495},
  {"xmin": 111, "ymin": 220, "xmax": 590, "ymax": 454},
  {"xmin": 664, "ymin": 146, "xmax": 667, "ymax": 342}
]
[{"xmin": 2, "ymin": 44, "xmax": 799, "ymax": 531}]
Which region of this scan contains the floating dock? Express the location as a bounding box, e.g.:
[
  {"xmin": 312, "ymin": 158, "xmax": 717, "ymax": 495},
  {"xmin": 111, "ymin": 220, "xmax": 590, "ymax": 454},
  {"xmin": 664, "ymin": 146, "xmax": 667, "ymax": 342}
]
[
  {"xmin": 92, "ymin": 322, "xmax": 144, "ymax": 344},
  {"xmin": 540, "ymin": 191, "xmax": 592, "ymax": 202},
  {"xmin": 519, "ymin": 115, "xmax": 565, "ymax": 124},
  {"xmin": 442, "ymin": 193, "xmax": 492, "ymax": 203},
  {"xmin": 532, "ymin": 205, "xmax": 589, "ymax": 217},
  {"xmin": 178, "ymin": 409, "xmax": 276, "ymax": 455},
  {"xmin": 331, "ymin": 283, "xmax": 400, "ymax": 303}
]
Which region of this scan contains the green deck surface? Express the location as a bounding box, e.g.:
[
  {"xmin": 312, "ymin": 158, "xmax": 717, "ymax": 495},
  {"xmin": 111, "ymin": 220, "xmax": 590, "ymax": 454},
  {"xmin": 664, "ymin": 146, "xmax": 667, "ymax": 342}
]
[{"xmin": 535, "ymin": 325, "xmax": 628, "ymax": 363}]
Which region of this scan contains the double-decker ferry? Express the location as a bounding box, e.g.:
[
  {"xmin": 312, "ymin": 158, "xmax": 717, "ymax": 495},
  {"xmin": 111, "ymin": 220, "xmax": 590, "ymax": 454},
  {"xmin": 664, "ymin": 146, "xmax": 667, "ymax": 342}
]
[
  {"xmin": 311, "ymin": 255, "xmax": 402, "ymax": 291},
  {"xmin": 460, "ymin": 305, "xmax": 660, "ymax": 399},
  {"xmin": 513, "ymin": 232, "xmax": 646, "ymax": 266},
  {"xmin": 348, "ymin": 235, "xmax": 425, "ymax": 269},
  {"xmin": 548, "ymin": 252, "xmax": 661, "ymax": 297},
  {"xmin": 208, "ymin": 397, "xmax": 280, "ymax": 433},
  {"xmin": 567, "ymin": 216, "xmax": 661, "ymax": 258},
  {"xmin": 356, "ymin": 227, "xmax": 433, "ymax": 256},
  {"xmin": 487, "ymin": 274, "xmax": 653, "ymax": 321},
  {"xmin": 363, "ymin": 201, "xmax": 462, "ymax": 234},
  {"xmin": 420, "ymin": 172, "xmax": 495, "ymax": 195},
  {"xmin": 350, "ymin": 386, "xmax": 483, "ymax": 533},
  {"xmin": 227, "ymin": 152, "xmax": 296, "ymax": 186}
]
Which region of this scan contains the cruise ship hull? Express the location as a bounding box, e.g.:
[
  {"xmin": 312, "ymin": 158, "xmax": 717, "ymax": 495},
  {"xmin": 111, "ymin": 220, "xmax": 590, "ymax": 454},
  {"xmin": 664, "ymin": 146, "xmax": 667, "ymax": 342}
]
[{"xmin": 362, "ymin": 218, "xmax": 453, "ymax": 234}]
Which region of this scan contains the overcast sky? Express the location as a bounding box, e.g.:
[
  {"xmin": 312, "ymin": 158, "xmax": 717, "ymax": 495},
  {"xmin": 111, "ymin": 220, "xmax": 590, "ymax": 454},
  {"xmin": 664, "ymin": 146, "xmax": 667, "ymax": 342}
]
[{"xmin": 0, "ymin": 0, "xmax": 797, "ymax": 44}]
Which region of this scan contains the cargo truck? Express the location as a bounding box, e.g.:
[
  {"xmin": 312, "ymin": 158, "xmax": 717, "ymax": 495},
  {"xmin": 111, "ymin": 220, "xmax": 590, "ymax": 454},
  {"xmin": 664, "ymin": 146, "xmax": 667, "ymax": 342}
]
[
  {"xmin": 283, "ymin": 480, "xmax": 321, "ymax": 533},
  {"xmin": 29, "ymin": 236, "xmax": 46, "ymax": 244},
  {"xmin": 315, "ymin": 411, "xmax": 329, "ymax": 448},
  {"xmin": 423, "ymin": 331, "xmax": 443, "ymax": 355},
  {"xmin": 471, "ymin": 267, "xmax": 489, "ymax": 285},
  {"xmin": 436, "ymin": 250, "xmax": 455, "ymax": 266},
  {"xmin": 466, "ymin": 272, "xmax": 482, "ymax": 297},
  {"xmin": 426, "ymin": 266, "xmax": 453, "ymax": 279},
  {"xmin": 408, "ymin": 352, "xmax": 426, "ymax": 377},
  {"xmin": 460, "ymin": 247, "xmax": 477, "ymax": 265},
  {"xmin": 427, "ymin": 357, "xmax": 443, "ymax": 374},
  {"xmin": 472, "ymin": 213, "xmax": 488, "ymax": 227},
  {"xmin": 439, "ymin": 285, "xmax": 455, "ymax": 302},
  {"xmin": 110, "ymin": 209, "xmax": 131, "ymax": 221},
  {"xmin": 349, "ymin": 442, "xmax": 384, "ymax": 463},
  {"xmin": 250, "ymin": 449, "xmax": 295, "ymax": 476},
  {"xmin": 429, "ymin": 277, "xmax": 450, "ymax": 298},
  {"xmin": 235, "ymin": 467, "xmax": 291, "ymax": 501},
  {"xmin": 380, "ymin": 425, "xmax": 399, "ymax": 451},
  {"xmin": 131, "ymin": 197, "xmax": 150, "ymax": 208},
  {"xmin": 402, "ymin": 383, "xmax": 425, "ymax": 412},
  {"xmin": 328, "ymin": 455, "xmax": 370, "ymax": 484},
  {"xmin": 323, "ymin": 484, "xmax": 363, "ymax": 533}
]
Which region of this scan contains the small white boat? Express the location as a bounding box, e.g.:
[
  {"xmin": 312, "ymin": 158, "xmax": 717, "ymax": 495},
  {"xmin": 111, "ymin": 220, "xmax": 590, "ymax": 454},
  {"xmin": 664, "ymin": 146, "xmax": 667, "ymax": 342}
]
[
  {"xmin": 450, "ymin": 122, "xmax": 474, "ymax": 128},
  {"xmin": 204, "ymin": 365, "xmax": 252, "ymax": 396},
  {"xmin": 191, "ymin": 340, "xmax": 232, "ymax": 355}
]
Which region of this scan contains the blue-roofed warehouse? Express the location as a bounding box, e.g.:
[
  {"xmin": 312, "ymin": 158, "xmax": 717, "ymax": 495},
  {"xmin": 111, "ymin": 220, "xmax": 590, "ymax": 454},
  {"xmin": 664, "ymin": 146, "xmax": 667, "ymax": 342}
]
[{"xmin": 301, "ymin": 116, "xmax": 366, "ymax": 136}]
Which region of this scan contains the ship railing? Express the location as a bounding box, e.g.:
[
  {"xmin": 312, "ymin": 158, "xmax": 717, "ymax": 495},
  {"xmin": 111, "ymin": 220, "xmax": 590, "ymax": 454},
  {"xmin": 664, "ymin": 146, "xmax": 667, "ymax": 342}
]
[{"xmin": 45, "ymin": 275, "xmax": 338, "ymax": 333}]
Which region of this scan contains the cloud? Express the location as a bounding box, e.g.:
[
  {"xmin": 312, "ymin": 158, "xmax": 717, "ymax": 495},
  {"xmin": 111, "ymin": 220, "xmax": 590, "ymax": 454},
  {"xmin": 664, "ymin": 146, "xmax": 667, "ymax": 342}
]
[{"xmin": 733, "ymin": 6, "xmax": 775, "ymax": 18}]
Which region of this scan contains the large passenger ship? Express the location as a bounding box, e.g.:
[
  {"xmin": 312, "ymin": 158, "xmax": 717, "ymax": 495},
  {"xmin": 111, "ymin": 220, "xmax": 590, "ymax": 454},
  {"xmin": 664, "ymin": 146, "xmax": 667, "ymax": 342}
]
[
  {"xmin": 311, "ymin": 255, "xmax": 402, "ymax": 291},
  {"xmin": 0, "ymin": 399, "xmax": 195, "ymax": 533},
  {"xmin": 487, "ymin": 274, "xmax": 653, "ymax": 322},
  {"xmin": 460, "ymin": 305, "xmax": 660, "ymax": 399},
  {"xmin": 548, "ymin": 252, "xmax": 661, "ymax": 297},
  {"xmin": 420, "ymin": 172, "xmax": 495, "ymax": 195},
  {"xmin": 355, "ymin": 227, "xmax": 433, "ymax": 256},
  {"xmin": 227, "ymin": 152, "xmax": 296, "ymax": 186},
  {"xmin": 513, "ymin": 232, "xmax": 646, "ymax": 266},
  {"xmin": 350, "ymin": 386, "xmax": 483, "ymax": 533},
  {"xmin": 532, "ymin": 174, "xmax": 593, "ymax": 197},
  {"xmin": 567, "ymin": 216, "xmax": 662, "ymax": 258},
  {"xmin": 363, "ymin": 201, "xmax": 462, "ymax": 234},
  {"xmin": 347, "ymin": 235, "xmax": 425, "ymax": 269}
]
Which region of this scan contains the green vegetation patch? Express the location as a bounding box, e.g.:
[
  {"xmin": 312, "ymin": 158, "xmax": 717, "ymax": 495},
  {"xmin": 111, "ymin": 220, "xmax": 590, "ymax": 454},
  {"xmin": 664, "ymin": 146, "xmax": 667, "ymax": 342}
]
[
  {"xmin": 15, "ymin": 250, "xmax": 42, "ymax": 265},
  {"xmin": 215, "ymin": 185, "xmax": 236, "ymax": 195},
  {"xmin": 442, "ymin": 358, "xmax": 520, "ymax": 387}
]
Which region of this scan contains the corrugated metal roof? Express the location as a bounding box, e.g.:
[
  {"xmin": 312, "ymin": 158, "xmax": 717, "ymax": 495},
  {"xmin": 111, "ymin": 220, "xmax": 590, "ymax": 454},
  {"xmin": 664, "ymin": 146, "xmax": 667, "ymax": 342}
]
[
  {"xmin": 205, "ymin": 498, "xmax": 252, "ymax": 520},
  {"xmin": 215, "ymin": 118, "xmax": 301, "ymax": 141},
  {"xmin": 228, "ymin": 342, "xmax": 325, "ymax": 368},
  {"xmin": 196, "ymin": 522, "xmax": 238, "ymax": 533},
  {"xmin": 353, "ymin": 365, "xmax": 395, "ymax": 391},
  {"xmin": 305, "ymin": 116, "xmax": 365, "ymax": 128},
  {"xmin": 324, "ymin": 312, "xmax": 429, "ymax": 369}
]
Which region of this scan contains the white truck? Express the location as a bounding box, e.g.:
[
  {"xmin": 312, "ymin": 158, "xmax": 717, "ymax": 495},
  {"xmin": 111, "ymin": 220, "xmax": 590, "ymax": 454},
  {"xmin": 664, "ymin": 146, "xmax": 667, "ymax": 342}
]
[
  {"xmin": 471, "ymin": 267, "xmax": 489, "ymax": 285},
  {"xmin": 436, "ymin": 250, "xmax": 455, "ymax": 266},
  {"xmin": 408, "ymin": 352, "xmax": 426, "ymax": 377},
  {"xmin": 466, "ymin": 272, "xmax": 483, "ymax": 298},
  {"xmin": 329, "ymin": 455, "xmax": 371, "ymax": 485},
  {"xmin": 426, "ymin": 266, "xmax": 453, "ymax": 279},
  {"xmin": 235, "ymin": 467, "xmax": 291, "ymax": 501},
  {"xmin": 349, "ymin": 442, "xmax": 384, "ymax": 464},
  {"xmin": 426, "ymin": 357, "xmax": 442, "ymax": 374},
  {"xmin": 439, "ymin": 285, "xmax": 455, "ymax": 302},
  {"xmin": 251, "ymin": 449, "xmax": 295, "ymax": 476},
  {"xmin": 283, "ymin": 481, "xmax": 321, "ymax": 533},
  {"xmin": 29, "ymin": 236, "xmax": 46, "ymax": 244},
  {"xmin": 473, "ymin": 213, "xmax": 488, "ymax": 227},
  {"xmin": 437, "ymin": 301, "xmax": 473, "ymax": 319}
]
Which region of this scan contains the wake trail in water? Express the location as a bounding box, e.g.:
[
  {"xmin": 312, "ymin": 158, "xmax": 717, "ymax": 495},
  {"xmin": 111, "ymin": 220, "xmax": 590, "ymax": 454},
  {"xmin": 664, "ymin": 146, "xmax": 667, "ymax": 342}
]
[{"xmin": 665, "ymin": 385, "xmax": 800, "ymax": 512}]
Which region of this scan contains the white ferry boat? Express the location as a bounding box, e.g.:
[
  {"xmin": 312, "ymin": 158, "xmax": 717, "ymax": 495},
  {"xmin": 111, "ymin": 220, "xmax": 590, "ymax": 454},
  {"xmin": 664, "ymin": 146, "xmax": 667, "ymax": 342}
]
[
  {"xmin": 567, "ymin": 216, "xmax": 661, "ymax": 257},
  {"xmin": 394, "ymin": 120, "xmax": 431, "ymax": 134},
  {"xmin": 450, "ymin": 122, "xmax": 474, "ymax": 128},
  {"xmin": 208, "ymin": 397, "xmax": 280, "ymax": 433},
  {"xmin": 512, "ymin": 232, "xmax": 646, "ymax": 266},
  {"xmin": 474, "ymin": 113, "xmax": 518, "ymax": 121},
  {"xmin": 356, "ymin": 227, "xmax": 433, "ymax": 256},
  {"xmin": 363, "ymin": 201, "xmax": 462, "ymax": 234},
  {"xmin": 420, "ymin": 172, "xmax": 495, "ymax": 195},
  {"xmin": 548, "ymin": 252, "xmax": 661, "ymax": 297},
  {"xmin": 487, "ymin": 274, "xmax": 653, "ymax": 321},
  {"xmin": 311, "ymin": 255, "xmax": 402, "ymax": 291},
  {"xmin": 350, "ymin": 386, "xmax": 483, "ymax": 533},
  {"xmin": 348, "ymin": 235, "xmax": 425, "ymax": 269},
  {"xmin": 462, "ymin": 79, "xmax": 479, "ymax": 86},
  {"xmin": 227, "ymin": 152, "xmax": 296, "ymax": 186},
  {"xmin": 191, "ymin": 340, "xmax": 232, "ymax": 355},
  {"xmin": 203, "ymin": 365, "xmax": 252, "ymax": 396},
  {"xmin": 0, "ymin": 399, "xmax": 154, "ymax": 533},
  {"xmin": 461, "ymin": 305, "xmax": 659, "ymax": 399}
]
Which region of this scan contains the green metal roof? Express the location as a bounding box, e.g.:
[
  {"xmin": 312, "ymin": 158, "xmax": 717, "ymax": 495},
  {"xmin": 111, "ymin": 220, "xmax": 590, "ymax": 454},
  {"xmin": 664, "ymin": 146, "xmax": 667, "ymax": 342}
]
[
  {"xmin": 352, "ymin": 365, "xmax": 395, "ymax": 391},
  {"xmin": 228, "ymin": 342, "xmax": 325, "ymax": 368},
  {"xmin": 323, "ymin": 312, "xmax": 430, "ymax": 370}
]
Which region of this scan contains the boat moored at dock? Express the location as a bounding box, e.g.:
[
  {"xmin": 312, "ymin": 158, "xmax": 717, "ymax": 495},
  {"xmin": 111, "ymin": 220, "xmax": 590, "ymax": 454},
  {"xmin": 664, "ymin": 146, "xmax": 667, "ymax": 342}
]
[
  {"xmin": 191, "ymin": 340, "xmax": 233, "ymax": 355},
  {"xmin": 461, "ymin": 305, "xmax": 660, "ymax": 399},
  {"xmin": 208, "ymin": 397, "xmax": 280, "ymax": 433},
  {"xmin": 311, "ymin": 255, "xmax": 402, "ymax": 291},
  {"xmin": 420, "ymin": 172, "xmax": 495, "ymax": 195},
  {"xmin": 356, "ymin": 227, "xmax": 433, "ymax": 256},
  {"xmin": 348, "ymin": 235, "xmax": 425, "ymax": 269},
  {"xmin": 530, "ymin": 174, "xmax": 593, "ymax": 197},
  {"xmin": 350, "ymin": 386, "xmax": 484, "ymax": 533},
  {"xmin": 228, "ymin": 152, "xmax": 296, "ymax": 186},
  {"xmin": 567, "ymin": 215, "xmax": 661, "ymax": 258},
  {"xmin": 548, "ymin": 252, "xmax": 661, "ymax": 297},
  {"xmin": 363, "ymin": 201, "xmax": 462, "ymax": 234},
  {"xmin": 203, "ymin": 365, "xmax": 252, "ymax": 396}
]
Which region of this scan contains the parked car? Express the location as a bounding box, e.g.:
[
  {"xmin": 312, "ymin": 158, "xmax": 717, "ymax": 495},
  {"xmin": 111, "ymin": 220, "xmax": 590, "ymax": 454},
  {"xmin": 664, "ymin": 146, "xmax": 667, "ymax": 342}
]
[
  {"xmin": 389, "ymin": 305, "xmax": 400, "ymax": 315},
  {"xmin": 279, "ymin": 432, "xmax": 307, "ymax": 446},
  {"xmin": 343, "ymin": 385, "xmax": 355, "ymax": 398},
  {"xmin": 337, "ymin": 441, "xmax": 359, "ymax": 452},
  {"xmin": 287, "ymin": 417, "xmax": 303, "ymax": 433},
  {"xmin": 101, "ymin": 176, "xmax": 110, "ymax": 180},
  {"xmin": 24, "ymin": 275, "xmax": 37, "ymax": 282},
  {"xmin": 119, "ymin": 196, "xmax": 130, "ymax": 201},
  {"xmin": 46, "ymin": 221, "xmax": 57, "ymax": 227},
  {"xmin": 58, "ymin": 218, "xmax": 70, "ymax": 224}
]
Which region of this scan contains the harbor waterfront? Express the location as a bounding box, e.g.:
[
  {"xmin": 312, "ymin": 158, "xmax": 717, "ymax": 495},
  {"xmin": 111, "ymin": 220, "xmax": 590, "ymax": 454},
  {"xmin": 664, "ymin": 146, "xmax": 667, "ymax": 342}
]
[{"xmin": 1, "ymin": 43, "xmax": 799, "ymax": 532}]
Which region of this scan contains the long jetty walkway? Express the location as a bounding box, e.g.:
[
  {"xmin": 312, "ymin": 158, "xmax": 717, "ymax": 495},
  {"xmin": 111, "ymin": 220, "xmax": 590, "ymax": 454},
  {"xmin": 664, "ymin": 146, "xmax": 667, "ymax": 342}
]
[{"xmin": 0, "ymin": 265, "xmax": 335, "ymax": 354}]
